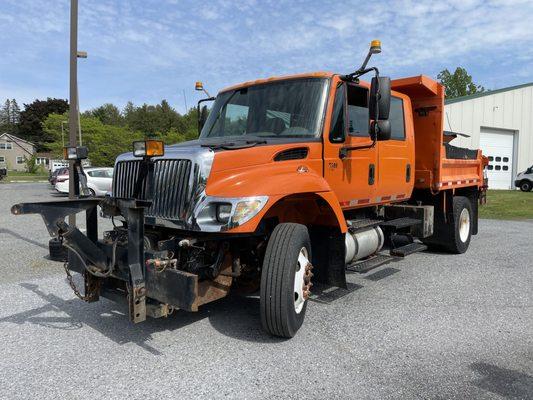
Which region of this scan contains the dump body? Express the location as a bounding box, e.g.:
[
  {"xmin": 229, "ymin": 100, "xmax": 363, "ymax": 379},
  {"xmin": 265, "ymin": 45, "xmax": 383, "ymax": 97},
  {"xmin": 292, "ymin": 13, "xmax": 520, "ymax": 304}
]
[{"xmin": 392, "ymin": 75, "xmax": 485, "ymax": 191}]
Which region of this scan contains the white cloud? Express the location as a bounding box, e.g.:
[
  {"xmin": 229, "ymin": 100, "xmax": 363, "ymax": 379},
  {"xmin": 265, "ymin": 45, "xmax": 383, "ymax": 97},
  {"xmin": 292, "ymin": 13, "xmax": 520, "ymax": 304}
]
[{"xmin": 1, "ymin": 0, "xmax": 532, "ymax": 113}]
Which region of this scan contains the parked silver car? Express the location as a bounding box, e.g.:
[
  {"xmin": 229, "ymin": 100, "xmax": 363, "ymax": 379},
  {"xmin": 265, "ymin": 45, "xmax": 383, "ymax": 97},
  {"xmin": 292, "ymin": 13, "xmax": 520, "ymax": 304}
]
[
  {"xmin": 515, "ymin": 165, "xmax": 533, "ymax": 192},
  {"xmin": 55, "ymin": 167, "xmax": 113, "ymax": 196}
]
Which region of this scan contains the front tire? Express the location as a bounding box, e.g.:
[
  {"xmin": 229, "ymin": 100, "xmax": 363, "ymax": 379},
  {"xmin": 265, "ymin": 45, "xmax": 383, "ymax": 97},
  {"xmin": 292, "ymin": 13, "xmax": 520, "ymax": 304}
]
[
  {"xmin": 260, "ymin": 223, "xmax": 313, "ymax": 338},
  {"xmin": 520, "ymin": 180, "xmax": 532, "ymax": 192}
]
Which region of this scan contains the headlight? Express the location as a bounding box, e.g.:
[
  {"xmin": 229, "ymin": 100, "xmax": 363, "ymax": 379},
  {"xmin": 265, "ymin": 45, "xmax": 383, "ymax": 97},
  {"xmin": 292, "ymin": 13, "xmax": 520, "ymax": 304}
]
[
  {"xmin": 195, "ymin": 196, "xmax": 268, "ymax": 231},
  {"xmin": 216, "ymin": 203, "xmax": 232, "ymax": 223},
  {"xmin": 232, "ymin": 199, "xmax": 264, "ymax": 226}
]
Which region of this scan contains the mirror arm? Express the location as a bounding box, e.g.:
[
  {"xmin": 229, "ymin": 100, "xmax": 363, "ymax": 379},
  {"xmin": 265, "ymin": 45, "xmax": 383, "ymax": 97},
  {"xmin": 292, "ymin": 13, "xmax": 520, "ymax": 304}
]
[
  {"xmin": 341, "ymin": 66, "xmax": 380, "ymax": 83},
  {"xmin": 339, "ymin": 136, "xmax": 377, "ymax": 159}
]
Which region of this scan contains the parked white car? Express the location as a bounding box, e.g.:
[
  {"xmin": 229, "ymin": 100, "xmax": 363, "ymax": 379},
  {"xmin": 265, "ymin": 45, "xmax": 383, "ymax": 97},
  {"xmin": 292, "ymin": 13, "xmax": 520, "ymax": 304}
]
[{"xmin": 55, "ymin": 167, "xmax": 113, "ymax": 197}]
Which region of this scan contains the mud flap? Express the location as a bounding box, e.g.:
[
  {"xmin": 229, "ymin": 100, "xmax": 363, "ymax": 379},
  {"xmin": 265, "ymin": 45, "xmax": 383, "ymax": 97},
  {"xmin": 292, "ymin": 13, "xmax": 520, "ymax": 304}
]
[{"xmin": 310, "ymin": 227, "xmax": 347, "ymax": 289}]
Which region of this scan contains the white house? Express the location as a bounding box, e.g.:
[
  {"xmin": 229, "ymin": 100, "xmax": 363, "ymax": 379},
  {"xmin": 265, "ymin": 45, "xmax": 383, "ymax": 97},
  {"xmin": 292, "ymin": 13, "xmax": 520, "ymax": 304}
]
[{"xmin": 444, "ymin": 82, "xmax": 533, "ymax": 189}]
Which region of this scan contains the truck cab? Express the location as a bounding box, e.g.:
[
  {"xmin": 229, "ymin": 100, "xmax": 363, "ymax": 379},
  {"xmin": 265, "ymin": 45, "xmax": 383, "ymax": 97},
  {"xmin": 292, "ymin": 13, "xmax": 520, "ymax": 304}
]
[{"xmin": 13, "ymin": 42, "xmax": 487, "ymax": 338}]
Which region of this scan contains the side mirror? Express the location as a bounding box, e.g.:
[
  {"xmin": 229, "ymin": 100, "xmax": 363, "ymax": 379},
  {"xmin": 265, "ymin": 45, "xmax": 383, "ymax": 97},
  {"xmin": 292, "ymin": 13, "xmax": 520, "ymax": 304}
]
[
  {"xmin": 369, "ymin": 76, "xmax": 391, "ymax": 121},
  {"xmin": 371, "ymin": 120, "xmax": 391, "ymax": 141},
  {"xmin": 199, "ymin": 105, "xmax": 209, "ymax": 132},
  {"xmin": 197, "ymin": 97, "xmax": 215, "ymax": 135}
]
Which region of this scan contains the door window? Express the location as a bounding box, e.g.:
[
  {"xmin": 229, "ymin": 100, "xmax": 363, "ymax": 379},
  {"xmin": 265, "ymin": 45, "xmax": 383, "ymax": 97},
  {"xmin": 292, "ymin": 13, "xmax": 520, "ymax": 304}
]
[
  {"xmin": 329, "ymin": 84, "xmax": 346, "ymax": 143},
  {"xmin": 389, "ymin": 97, "xmax": 405, "ymax": 140},
  {"xmin": 346, "ymin": 85, "xmax": 369, "ymax": 137},
  {"xmin": 87, "ymin": 170, "xmax": 108, "ymax": 178}
]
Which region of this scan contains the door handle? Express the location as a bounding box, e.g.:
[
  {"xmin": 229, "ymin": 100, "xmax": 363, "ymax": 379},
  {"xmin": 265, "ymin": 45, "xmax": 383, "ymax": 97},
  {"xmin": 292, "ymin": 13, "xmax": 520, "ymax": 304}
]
[{"xmin": 368, "ymin": 164, "xmax": 375, "ymax": 185}]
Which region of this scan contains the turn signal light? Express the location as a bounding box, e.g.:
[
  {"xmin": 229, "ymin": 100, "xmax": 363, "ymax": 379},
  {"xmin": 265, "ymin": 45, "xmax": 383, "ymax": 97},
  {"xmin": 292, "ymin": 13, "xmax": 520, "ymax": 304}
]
[
  {"xmin": 133, "ymin": 140, "xmax": 164, "ymax": 158},
  {"xmin": 63, "ymin": 146, "xmax": 88, "ymax": 160}
]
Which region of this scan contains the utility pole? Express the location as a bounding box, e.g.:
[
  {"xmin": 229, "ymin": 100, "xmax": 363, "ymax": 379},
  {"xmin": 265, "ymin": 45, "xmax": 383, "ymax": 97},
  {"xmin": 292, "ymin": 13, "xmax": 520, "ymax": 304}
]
[
  {"xmin": 68, "ymin": 0, "xmax": 79, "ymax": 226},
  {"xmin": 183, "ymin": 89, "xmax": 188, "ymax": 113}
]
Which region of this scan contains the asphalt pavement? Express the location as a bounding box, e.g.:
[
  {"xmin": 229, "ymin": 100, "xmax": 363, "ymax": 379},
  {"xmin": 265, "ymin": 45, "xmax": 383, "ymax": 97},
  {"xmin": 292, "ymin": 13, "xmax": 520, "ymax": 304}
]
[{"xmin": 0, "ymin": 183, "xmax": 531, "ymax": 399}]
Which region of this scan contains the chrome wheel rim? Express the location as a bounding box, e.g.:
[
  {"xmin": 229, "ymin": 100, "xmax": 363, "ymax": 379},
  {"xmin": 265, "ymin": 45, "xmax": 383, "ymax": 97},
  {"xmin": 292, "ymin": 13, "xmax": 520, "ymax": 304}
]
[
  {"xmin": 294, "ymin": 247, "xmax": 312, "ymax": 314},
  {"xmin": 459, "ymin": 208, "xmax": 470, "ymax": 243}
]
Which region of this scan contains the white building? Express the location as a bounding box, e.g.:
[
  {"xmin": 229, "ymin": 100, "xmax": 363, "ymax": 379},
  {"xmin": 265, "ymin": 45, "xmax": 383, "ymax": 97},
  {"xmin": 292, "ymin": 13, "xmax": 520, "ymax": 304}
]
[{"xmin": 445, "ymin": 82, "xmax": 533, "ymax": 189}]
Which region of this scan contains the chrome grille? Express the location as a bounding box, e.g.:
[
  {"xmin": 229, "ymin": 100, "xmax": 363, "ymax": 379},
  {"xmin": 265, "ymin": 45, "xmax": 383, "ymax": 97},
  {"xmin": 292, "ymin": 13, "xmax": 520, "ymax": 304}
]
[{"xmin": 113, "ymin": 159, "xmax": 192, "ymax": 220}]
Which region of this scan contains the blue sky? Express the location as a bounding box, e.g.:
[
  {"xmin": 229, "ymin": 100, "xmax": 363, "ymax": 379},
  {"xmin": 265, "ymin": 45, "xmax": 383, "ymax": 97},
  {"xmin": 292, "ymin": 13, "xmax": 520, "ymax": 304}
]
[{"xmin": 1, "ymin": 0, "xmax": 532, "ymax": 113}]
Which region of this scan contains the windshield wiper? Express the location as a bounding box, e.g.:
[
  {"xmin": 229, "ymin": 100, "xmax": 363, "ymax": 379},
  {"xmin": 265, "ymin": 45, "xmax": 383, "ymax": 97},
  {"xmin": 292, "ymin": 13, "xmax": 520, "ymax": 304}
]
[{"xmin": 201, "ymin": 139, "xmax": 267, "ymax": 150}]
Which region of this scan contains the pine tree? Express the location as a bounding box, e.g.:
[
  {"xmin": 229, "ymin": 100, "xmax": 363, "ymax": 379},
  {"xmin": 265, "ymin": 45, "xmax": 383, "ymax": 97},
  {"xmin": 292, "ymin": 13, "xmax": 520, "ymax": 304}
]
[
  {"xmin": 1, "ymin": 100, "xmax": 10, "ymax": 126},
  {"xmin": 10, "ymin": 99, "xmax": 20, "ymax": 124}
]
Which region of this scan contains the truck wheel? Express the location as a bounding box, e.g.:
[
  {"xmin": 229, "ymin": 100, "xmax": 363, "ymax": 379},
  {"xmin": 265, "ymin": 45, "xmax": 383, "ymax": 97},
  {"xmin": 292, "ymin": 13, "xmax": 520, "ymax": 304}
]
[
  {"xmin": 260, "ymin": 223, "xmax": 313, "ymax": 338},
  {"xmin": 519, "ymin": 180, "xmax": 532, "ymax": 192},
  {"xmin": 444, "ymin": 196, "xmax": 473, "ymax": 254}
]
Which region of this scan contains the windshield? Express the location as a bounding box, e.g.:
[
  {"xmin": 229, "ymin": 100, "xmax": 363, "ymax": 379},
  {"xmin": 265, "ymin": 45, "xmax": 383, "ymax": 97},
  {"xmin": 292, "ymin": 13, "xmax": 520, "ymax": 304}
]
[{"xmin": 200, "ymin": 78, "xmax": 329, "ymax": 139}]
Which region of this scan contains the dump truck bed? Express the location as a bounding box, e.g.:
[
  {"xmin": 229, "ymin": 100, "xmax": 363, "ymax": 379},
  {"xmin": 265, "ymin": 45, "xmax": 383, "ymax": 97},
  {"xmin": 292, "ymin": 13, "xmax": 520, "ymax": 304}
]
[{"xmin": 392, "ymin": 75, "xmax": 485, "ymax": 191}]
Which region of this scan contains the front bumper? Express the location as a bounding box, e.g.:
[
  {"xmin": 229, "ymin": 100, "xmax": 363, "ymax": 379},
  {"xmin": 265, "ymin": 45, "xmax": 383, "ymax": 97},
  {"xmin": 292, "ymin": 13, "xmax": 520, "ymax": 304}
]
[{"xmin": 11, "ymin": 197, "xmax": 233, "ymax": 323}]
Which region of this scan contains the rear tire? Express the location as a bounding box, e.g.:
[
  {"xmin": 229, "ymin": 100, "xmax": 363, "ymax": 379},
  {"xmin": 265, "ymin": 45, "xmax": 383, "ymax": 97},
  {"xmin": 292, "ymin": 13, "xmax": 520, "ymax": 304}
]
[
  {"xmin": 260, "ymin": 223, "xmax": 312, "ymax": 338},
  {"xmin": 519, "ymin": 180, "xmax": 532, "ymax": 192},
  {"xmin": 423, "ymin": 196, "xmax": 473, "ymax": 254}
]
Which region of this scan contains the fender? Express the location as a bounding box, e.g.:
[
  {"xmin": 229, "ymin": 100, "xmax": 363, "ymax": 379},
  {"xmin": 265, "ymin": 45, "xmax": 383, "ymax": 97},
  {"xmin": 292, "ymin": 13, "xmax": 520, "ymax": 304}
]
[{"xmin": 206, "ymin": 162, "xmax": 347, "ymax": 234}]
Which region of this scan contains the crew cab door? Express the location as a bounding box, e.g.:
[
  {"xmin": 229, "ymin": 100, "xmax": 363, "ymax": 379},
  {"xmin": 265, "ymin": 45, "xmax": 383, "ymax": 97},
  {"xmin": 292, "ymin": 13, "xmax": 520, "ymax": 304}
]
[
  {"xmin": 375, "ymin": 94, "xmax": 415, "ymax": 201},
  {"xmin": 323, "ymin": 78, "xmax": 378, "ymax": 208}
]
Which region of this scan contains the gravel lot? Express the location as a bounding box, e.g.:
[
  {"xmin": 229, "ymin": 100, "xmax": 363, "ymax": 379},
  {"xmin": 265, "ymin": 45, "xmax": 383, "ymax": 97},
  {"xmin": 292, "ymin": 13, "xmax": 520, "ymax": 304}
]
[{"xmin": 0, "ymin": 183, "xmax": 531, "ymax": 399}]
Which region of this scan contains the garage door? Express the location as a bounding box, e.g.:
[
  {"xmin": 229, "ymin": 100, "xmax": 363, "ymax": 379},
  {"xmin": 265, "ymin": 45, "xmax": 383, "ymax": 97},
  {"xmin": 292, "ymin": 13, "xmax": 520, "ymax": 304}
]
[{"xmin": 479, "ymin": 128, "xmax": 514, "ymax": 189}]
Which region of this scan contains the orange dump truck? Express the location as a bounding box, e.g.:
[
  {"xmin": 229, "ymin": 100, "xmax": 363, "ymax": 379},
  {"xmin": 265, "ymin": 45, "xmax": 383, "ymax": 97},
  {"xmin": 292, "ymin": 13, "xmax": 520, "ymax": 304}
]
[{"xmin": 12, "ymin": 41, "xmax": 487, "ymax": 338}]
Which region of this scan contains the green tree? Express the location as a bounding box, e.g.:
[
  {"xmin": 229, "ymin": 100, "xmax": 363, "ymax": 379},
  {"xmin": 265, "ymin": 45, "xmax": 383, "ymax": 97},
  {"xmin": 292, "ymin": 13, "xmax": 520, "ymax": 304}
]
[
  {"xmin": 0, "ymin": 100, "xmax": 11, "ymax": 131},
  {"xmin": 25, "ymin": 155, "xmax": 39, "ymax": 174},
  {"xmin": 10, "ymin": 99, "xmax": 20, "ymax": 124},
  {"xmin": 437, "ymin": 67, "xmax": 486, "ymax": 99},
  {"xmin": 18, "ymin": 98, "xmax": 69, "ymax": 150},
  {"xmin": 0, "ymin": 99, "xmax": 21, "ymax": 134},
  {"xmin": 84, "ymin": 103, "xmax": 123, "ymax": 126},
  {"xmin": 44, "ymin": 113, "xmax": 143, "ymax": 167}
]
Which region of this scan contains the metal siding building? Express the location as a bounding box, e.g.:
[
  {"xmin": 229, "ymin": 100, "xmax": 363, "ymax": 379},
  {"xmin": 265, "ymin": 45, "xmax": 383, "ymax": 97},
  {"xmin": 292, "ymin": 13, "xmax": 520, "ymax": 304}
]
[{"xmin": 444, "ymin": 83, "xmax": 533, "ymax": 189}]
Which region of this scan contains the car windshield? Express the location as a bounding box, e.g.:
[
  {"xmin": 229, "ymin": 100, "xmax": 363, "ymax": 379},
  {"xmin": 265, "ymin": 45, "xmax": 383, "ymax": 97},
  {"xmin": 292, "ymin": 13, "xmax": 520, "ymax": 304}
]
[{"xmin": 200, "ymin": 78, "xmax": 329, "ymax": 139}]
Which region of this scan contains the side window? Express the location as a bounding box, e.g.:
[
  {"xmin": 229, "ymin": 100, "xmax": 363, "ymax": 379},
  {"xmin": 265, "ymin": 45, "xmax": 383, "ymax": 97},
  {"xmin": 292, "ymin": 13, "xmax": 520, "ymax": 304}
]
[
  {"xmin": 347, "ymin": 84, "xmax": 369, "ymax": 137},
  {"xmin": 389, "ymin": 97, "xmax": 405, "ymax": 140},
  {"xmin": 329, "ymin": 84, "xmax": 346, "ymax": 142}
]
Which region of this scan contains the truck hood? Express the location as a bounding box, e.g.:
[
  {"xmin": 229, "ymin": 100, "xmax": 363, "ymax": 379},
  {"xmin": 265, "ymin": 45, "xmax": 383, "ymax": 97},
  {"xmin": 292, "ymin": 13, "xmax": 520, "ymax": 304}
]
[{"xmin": 166, "ymin": 139, "xmax": 318, "ymax": 173}]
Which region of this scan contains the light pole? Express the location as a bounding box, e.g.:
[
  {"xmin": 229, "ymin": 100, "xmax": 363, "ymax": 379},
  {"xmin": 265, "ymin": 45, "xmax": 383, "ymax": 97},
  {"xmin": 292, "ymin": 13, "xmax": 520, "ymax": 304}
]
[
  {"xmin": 68, "ymin": 0, "xmax": 87, "ymax": 226},
  {"xmin": 68, "ymin": 0, "xmax": 79, "ymax": 226}
]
